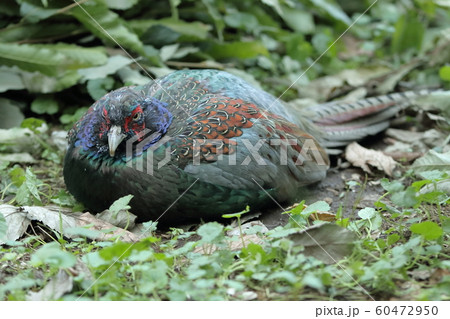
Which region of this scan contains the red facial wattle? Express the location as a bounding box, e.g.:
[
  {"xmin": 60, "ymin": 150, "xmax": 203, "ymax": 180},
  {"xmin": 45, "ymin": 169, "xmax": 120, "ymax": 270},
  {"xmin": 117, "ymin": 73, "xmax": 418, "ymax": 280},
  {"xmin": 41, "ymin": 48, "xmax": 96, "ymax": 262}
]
[{"xmin": 124, "ymin": 106, "xmax": 145, "ymax": 140}]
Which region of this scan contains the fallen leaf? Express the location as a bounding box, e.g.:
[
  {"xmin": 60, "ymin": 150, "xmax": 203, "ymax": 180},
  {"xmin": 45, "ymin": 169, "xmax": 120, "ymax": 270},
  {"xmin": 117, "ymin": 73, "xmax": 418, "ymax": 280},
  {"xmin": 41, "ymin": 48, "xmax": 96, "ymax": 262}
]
[
  {"xmin": 0, "ymin": 205, "xmax": 31, "ymax": 243},
  {"xmin": 288, "ymin": 223, "xmax": 357, "ymax": 264},
  {"xmin": 194, "ymin": 221, "xmax": 267, "ymax": 254},
  {"xmin": 77, "ymin": 212, "xmax": 140, "ymax": 243},
  {"xmin": 27, "ymin": 269, "xmax": 73, "ymax": 301},
  {"xmin": 96, "ymin": 209, "xmax": 137, "ymax": 229},
  {"xmin": 309, "ymin": 211, "xmax": 336, "ymax": 222},
  {"xmin": 411, "ymin": 150, "xmax": 450, "ymax": 173},
  {"xmin": 0, "ymin": 153, "xmax": 36, "ymax": 163},
  {"xmin": 345, "ymin": 142, "xmax": 397, "ymax": 176},
  {"xmin": 0, "ymin": 205, "xmax": 139, "ymax": 243}
]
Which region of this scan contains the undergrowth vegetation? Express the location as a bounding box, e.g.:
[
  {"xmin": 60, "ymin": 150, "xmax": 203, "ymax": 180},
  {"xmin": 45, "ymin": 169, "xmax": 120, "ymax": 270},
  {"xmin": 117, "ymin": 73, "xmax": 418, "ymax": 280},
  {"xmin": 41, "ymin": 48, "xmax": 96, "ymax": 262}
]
[{"xmin": 0, "ymin": 0, "xmax": 449, "ymax": 300}]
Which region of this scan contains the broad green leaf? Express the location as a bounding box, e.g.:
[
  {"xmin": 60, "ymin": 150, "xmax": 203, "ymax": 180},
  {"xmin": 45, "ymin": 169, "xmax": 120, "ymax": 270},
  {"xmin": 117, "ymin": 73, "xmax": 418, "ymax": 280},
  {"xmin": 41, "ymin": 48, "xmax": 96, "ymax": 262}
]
[
  {"xmin": 201, "ymin": 0, "xmax": 225, "ymax": 41},
  {"xmin": 30, "ymin": 242, "xmax": 76, "ymax": 268},
  {"xmin": 302, "ymin": 273, "xmax": 325, "ymax": 291},
  {"xmin": 99, "ymin": 241, "xmax": 134, "ymax": 260},
  {"xmin": 0, "ymin": 43, "xmax": 65, "ymax": 76},
  {"xmin": 71, "ymin": 2, "xmax": 145, "ymax": 56},
  {"xmin": 136, "ymin": 260, "xmax": 169, "ymax": 293},
  {"xmin": 21, "ymin": 117, "xmax": 46, "ymax": 133},
  {"xmin": 117, "ymin": 66, "xmax": 150, "ymax": 86},
  {"xmin": 391, "ymin": 13, "xmax": 425, "ymax": 53},
  {"xmin": 130, "ymin": 18, "xmax": 211, "ymax": 41},
  {"xmin": 261, "ymin": 0, "xmax": 283, "ymax": 16},
  {"xmin": 207, "ymin": 41, "xmax": 269, "ymax": 60},
  {"xmin": 440, "ymin": 66, "xmax": 450, "ymax": 81},
  {"xmin": 109, "ymin": 194, "xmax": 134, "ymax": 216},
  {"xmin": 87, "ymin": 77, "xmax": 115, "ymax": 100},
  {"xmin": 391, "ymin": 186, "xmax": 420, "ymax": 208},
  {"xmin": 412, "ymin": 150, "xmax": 450, "ymax": 173},
  {"xmin": 24, "ymin": 167, "xmax": 41, "ymax": 202},
  {"xmin": 78, "ymin": 55, "xmax": 132, "ymax": 81},
  {"xmin": 33, "ymin": 44, "xmax": 108, "ymax": 69},
  {"xmin": 31, "ymin": 95, "xmax": 59, "ymax": 115},
  {"xmin": 65, "ymin": 227, "xmax": 103, "ymax": 240},
  {"xmin": 380, "ymin": 178, "xmax": 404, "ymax": 193},
  {"xmin": 20, "ymin": 1, "xmax": 59, "ymax": 23},
  {"xmin": 101, "ymin": 0, "xmax": 139, "ymax": 10},
  {"xmin": 280, "ymin": 5, "xmax": 315, "ymax": 34},
  {"xmin": 0, "ymin": 23, "xmax": 79, "ymax": 44},
  {"xmin": 302, "ymin": 201, "xmax": 330, "ymax": 216},
  {"xmin": 358, "ymin": 207, "xmax": 376, "ymax": 220},
  {"xmin": 309, "ymin": 0, "xmax": 351, "ymax": 25},
  {"xmin": 224, "ymin": 11, "xmax": 259, "ymax": 32},
  {"xmin": 289, "ymin": 223, "xmax": 357, "ymax": 264},
  {"xmin": 21, "ymin": 69, "xmax": 81, "ymax": 93},
  {"xmin": 410, "ymin": 221, "xmax": 443, "ymax": 240},
  {"xmin": 60, "ymin": 107, "xmax": 89, "ymax": 125},
  {"xmin": 197, "ymin": 222, "xmax": 224, "ymax": 242}
]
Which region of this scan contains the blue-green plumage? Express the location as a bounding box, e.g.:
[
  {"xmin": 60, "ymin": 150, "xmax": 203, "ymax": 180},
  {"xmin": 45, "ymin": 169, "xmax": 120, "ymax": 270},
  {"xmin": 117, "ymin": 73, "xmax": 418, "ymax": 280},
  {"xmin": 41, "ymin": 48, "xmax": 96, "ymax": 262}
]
[{"xmin": 63, "ymin": 69, "xmax": 427, "ymax": 224}]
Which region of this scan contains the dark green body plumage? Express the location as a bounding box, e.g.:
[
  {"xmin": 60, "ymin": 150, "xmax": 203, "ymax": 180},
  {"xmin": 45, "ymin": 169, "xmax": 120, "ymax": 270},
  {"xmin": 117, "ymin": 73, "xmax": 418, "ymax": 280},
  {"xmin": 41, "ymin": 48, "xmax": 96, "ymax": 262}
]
[{"xmin": 64, "ymin": 69, "xmax": 426, "ymax": 224}]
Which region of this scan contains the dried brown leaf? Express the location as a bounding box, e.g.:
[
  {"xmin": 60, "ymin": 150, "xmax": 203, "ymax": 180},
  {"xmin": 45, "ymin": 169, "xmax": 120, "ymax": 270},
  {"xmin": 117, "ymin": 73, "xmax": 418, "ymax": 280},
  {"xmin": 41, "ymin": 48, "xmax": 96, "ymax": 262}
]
[{"xmin": 345, "ymin": 142, "xmax": 397, "ymax": 176}]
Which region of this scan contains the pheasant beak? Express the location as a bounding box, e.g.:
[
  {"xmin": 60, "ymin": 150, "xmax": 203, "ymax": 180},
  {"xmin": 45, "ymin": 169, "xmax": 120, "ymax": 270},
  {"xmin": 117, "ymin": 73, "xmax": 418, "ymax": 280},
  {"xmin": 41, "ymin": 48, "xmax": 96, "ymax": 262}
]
[{"xmin": 108, "ymin": 125, "xmax": 126, "ymax": 157}]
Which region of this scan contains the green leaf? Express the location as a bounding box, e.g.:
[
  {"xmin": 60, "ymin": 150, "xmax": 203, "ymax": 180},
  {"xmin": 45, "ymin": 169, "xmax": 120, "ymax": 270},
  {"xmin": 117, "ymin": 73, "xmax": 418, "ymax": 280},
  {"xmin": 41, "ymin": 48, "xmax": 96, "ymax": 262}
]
[
  {"xmin": 21, "ymin": 117, "xmax": 46, "ymax": 133},
  {"xmin": 31, "ymin": 95, "xmax": 59, "ymax": 115},
  {"xmin": 9, "ymin": 166, "xmax": 26, "ymax": 187},
  {"xmin": 130, "ymin": 18, "xmax": 211, "ymax": 41},
  {"xmin": 309, "ymin": 0, "xmax": 351, "ymax": 25},
  {"xmin": 358, "ymin": 207, "xmax": 376, "ymax": 220},
  {"xmin": 280, "ymin": 5, "xmax": 315, "ymax": 34},
  {"xmin": 439, "ymin": 66, "xmax": 450, "ymax": 81},
  {"xmin": 222, "ymin": 205, "xmax": 250, "ymax": 219},
  {"xmin": 15, "ymin": 167, "xmax": 42, "ymax": 205},
  {"xmin": 201, "ymin": 0, "xmax": 225, "ymax": 41},
  {"xmin": 302, "ymin": 273, "xmax": 325, "ymax": 291},
  {"xmin": 0, "ymin": 43, "xmax": 107, "ymax": 77},
  {"xmin": 391, "ymin": 13, "xmax": 425, "ymax": 54},
  {"xmin": 71, "ymin": 1, "xmax": 145, "ymax": 56},
  {"xmin": 60, "ymin": 107, "xmax": 89, "ymax": 126},
  {"xmin": 87, "ymin": 77, "xmax": 115, "ymax": 100},
  {"xmin": 207, "ymin": 41, "xmax": 269, "ymax": 60},
  {"xmin": 65, "ymin": 227, "xmax": 103, "ymax": 239},
  {"xmin": 302, "ymin": 201, "xmax": 330, "ymax": 216},
  {"xmin": 78, "ymin": 55, "xmax": 132, "ymax": 81},
  {"xmin": 20, "ymin": 1, "xmax": 59, "ymax": 23},
  {"xmin": 197, "ymin": 222, "xmax": 224, "ymax": 242},
  {"xmin": 109, "ymin": 194, "xmax": 134, "ymax": 216},
  {"xmin": 101, "ymin": 0, "xmax": 139, "ymax": 10},
  {"xmin": 410, "ymin": 221, "xmax": 443, "ymax": 240},
  {"xmin": 224, "ymin": 11, "xmax": 259, "ymax": 32},
  {"xmin": 412, "ymin": 150, "xmax": 450, "ymax": 173},
  {"xmin": 0, "ymin": 43, "xmax": 65, "ymax": 76},
  {"xmin": 117, "ymin": 66, "xmax": 149, "ymax": 86},
  {"xmin": 30, "ymin": 242, "xmax": 76, "ymax": 268},
  {"xmin": 391, "ymin": 186, "xmax": 420, "ymax": 208},
  {"xmin": 33, "ymin": 43, "xmax": 108, "ymax": 69},
  {"xmin": 380, "ymin": 178, "xmax": 404, "ymax": 193},
  {"xmin": 387, "ymin": 233, "xmax": 400, "ymax": 245},
  {"xmin": 289, "ymin": 223, "xmax": 357, "ymax": 264}
]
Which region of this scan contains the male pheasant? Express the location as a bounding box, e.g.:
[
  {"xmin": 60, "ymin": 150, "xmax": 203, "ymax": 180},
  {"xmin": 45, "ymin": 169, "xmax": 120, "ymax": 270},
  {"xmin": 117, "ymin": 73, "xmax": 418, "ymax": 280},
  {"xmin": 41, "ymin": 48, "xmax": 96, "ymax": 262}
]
[{"xmin": 63, "ymin": 69, "xmax": 427, "ymax": 224}]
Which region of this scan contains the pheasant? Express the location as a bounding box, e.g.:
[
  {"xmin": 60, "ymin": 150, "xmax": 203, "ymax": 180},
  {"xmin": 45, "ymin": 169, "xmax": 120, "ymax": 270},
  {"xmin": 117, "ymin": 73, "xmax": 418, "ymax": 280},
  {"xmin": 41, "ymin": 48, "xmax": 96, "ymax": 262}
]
[{"xmin": 63, "ymin": 69, "xmax": 428, "ymax": 224}]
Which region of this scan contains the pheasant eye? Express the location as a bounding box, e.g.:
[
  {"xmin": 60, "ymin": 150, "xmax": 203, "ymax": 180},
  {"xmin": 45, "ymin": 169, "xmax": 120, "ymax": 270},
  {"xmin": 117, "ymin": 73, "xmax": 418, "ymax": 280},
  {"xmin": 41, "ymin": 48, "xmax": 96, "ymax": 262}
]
[{"xmin": 133, "ymin": 112, "xmax": 142, "ymax": 121}]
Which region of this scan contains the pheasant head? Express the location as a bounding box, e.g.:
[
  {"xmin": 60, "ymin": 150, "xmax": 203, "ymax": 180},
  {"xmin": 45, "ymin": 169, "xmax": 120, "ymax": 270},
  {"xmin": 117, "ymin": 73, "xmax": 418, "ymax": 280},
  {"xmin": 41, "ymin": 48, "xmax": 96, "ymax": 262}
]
[{"xmin": 69, "ymin": 87, "xmax": 173, "ymax": 161}]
